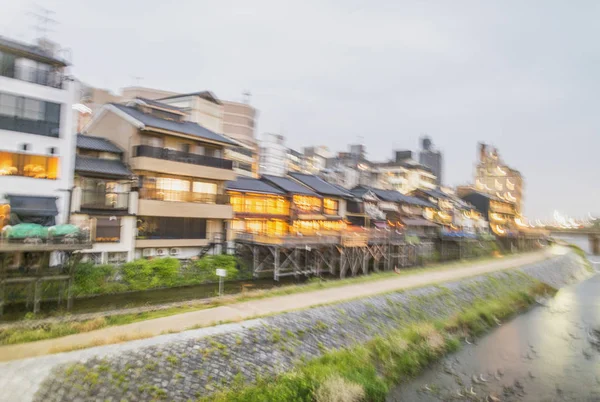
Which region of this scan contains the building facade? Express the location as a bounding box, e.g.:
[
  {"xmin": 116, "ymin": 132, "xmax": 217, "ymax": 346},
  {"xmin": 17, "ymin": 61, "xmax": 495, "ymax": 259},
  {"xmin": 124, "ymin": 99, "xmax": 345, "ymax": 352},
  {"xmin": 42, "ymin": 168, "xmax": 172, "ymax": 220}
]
[
  {"xmin": 0, "ymin": 36, "xmax": 77, "ymax": 228},
  {"xmin": 474, "ymin": 143, "xmax": 524, "ymax": 213},
  {"xmin": 70, "ymin": 135, "xmax": 137, "ymax": 264},
  {"xmin": 375, "ymin": 151, "xmax": 437, "ymax": 194},
  {"xmin": 418, "ymin": 136, "xmax": 443, "ymax": 185},
  {"xmin": 84, "ymin": 98, "xmax": 236, "ymax": 260},
  {"xmin": 259, "ymin": 133, "xmax": 288, "ymax": 176}
]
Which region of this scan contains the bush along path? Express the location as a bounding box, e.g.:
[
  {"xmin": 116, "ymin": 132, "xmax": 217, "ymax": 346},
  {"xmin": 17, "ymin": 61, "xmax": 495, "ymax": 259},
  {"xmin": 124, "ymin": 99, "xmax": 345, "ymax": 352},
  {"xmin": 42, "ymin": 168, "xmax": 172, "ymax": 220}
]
[{"xmin": 31, "ymin": 252, "xmax": 589, "ymax": 402}]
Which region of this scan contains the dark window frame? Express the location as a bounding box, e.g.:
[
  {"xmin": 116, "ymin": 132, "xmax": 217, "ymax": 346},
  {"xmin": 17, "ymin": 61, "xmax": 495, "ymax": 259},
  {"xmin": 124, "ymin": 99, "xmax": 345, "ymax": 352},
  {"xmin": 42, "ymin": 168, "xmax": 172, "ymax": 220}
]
[
  {"xmin": 0, "ymin": 92, "xmax": 61, "ymax": 137},
  {"xmin": 136, "ymin": 216, "xmax": 207, "ymax": 239}
]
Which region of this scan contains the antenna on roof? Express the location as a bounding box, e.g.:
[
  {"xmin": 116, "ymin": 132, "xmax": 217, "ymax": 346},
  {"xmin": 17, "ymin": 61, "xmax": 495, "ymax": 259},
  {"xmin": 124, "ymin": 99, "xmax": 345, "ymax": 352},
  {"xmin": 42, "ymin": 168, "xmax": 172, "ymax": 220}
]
[
  {"xmin": 28, "ymin": 5, "xmax": 57, "ymax": 41},
  {"xmin": 131, "ymin": 76, "xmax": 144, "ymax": 86},
  {"xmin": 242, "ymin": 90, "xmax": 252, "ymax": 104}
]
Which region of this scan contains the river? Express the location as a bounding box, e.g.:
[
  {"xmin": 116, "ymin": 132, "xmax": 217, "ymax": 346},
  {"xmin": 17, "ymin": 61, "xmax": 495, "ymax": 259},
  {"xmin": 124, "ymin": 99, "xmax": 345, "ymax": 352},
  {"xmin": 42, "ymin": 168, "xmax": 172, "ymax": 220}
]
[{"xmin": 388, "ymin": 252, "xmax": 600, "ymax": 401}]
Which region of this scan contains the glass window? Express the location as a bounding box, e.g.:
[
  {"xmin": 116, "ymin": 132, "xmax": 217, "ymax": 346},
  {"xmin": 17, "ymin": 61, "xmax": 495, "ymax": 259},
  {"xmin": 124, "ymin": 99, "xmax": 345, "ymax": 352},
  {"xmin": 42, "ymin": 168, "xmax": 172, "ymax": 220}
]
[
  {"xmin": 0, "ymin": 51, "xmax": 15, "ymax": 77},
  {"xmin": 193, "ymin": 181, "xmax": 217, "ymax": 194},
  {"xmin": 23, "ymin": 98, "xmax": 44, "ymax": 120},
  {"xmin": 107, "ymin": 252, "xmax": 127, "ymax": 265},
  {"xmin": 137, "ymin": 216, "xmax": 206, "ymax": 239},
  {"xmin": 0, "ymin": 93, "xmax": 17, "ymax": 116},
  {"xmin": 45, "ymin": 102, "xmax": 60, "ymax": 123},
  {"xmin": 95, "ymin": 217, "xmax": 121, "ymax": 242},
  {"xmin": 0, "ymin": 152, "xmax": 19, "ymax": 176}
]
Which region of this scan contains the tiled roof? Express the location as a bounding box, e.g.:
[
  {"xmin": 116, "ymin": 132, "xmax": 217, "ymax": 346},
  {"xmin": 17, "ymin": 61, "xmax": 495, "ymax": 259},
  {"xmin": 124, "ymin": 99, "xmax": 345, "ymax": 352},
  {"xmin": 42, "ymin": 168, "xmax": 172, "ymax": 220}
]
[
  {"xmin": 350, "ymin": 186, "xmax": 434, "ymax": 207},
  {"xmin": 111, "ymin": 103, "xmax": 237, "ymax": 146},
  {"xmin": 158, "ymin": 91, "xmax": 222, "ymax": 105},
  {"xmin": 288, "ymin": 173, "xmax": 352, "ymax": 198},
  {"xmin": 75, "ymin": 156, "xmax": 133, "ymax": 178},
  {"xmin": 225, "ymin": 177, "xmax": 285, "ymax": 195},
  {"xmin": 77, "ymin": 134, "xmax": 123, "ymax": 154},
  {"xmin": 261, "ymin": 175, "xmax": 319, "ymax": 196},
  {"xmin": 135, "ymin": 97, "xmax": 186, "ymax": 113},
  {"xmin": 0, "ymin": 36, "xmax": 68, "ymax": 66}
]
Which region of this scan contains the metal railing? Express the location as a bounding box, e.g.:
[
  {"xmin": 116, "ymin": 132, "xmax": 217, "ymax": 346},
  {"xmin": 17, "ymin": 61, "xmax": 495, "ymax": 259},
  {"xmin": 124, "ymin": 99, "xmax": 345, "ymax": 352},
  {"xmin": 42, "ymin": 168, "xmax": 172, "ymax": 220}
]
[
  {"xmin": 139, "ymin": 188, "xmax": 229, "ymax": 204},
  {"xmin": 134, "ymin": 145, "xmax": 233, "ymax": 170},
  {"xmin": 81, "ymin": 190, "xmax": 130, "ymax": 210},
  {"xmin": 1, "ymin": 66, "xmax": 63, "ymax": 89}
]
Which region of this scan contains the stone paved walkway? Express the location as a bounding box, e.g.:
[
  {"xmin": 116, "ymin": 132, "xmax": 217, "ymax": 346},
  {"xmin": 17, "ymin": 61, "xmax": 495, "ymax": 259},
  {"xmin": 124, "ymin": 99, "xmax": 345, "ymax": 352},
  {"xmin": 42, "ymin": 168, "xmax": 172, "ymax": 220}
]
[{"xmin": 0, "ymin": 249, "xmax": 552, "ymax": 362}]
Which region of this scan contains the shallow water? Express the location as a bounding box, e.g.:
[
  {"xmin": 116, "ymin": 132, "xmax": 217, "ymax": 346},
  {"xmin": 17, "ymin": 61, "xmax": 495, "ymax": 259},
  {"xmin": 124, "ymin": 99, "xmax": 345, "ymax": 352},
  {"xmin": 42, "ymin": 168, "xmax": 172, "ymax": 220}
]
[{"xmin": 388, "ymin": 271, "xmax": 600, "ymax": 402}]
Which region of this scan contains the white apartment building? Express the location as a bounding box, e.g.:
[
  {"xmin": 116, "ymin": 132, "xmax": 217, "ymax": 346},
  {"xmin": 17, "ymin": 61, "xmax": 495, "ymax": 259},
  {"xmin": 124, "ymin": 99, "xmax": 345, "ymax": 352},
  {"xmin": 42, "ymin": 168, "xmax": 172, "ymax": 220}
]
[
  {"xmin": 259, "ymin": 133, "xmax": 288, "ymax": 176},
  {"xmin": 0, "ymin": 36, "xmax": 77, "ymax": 229}
]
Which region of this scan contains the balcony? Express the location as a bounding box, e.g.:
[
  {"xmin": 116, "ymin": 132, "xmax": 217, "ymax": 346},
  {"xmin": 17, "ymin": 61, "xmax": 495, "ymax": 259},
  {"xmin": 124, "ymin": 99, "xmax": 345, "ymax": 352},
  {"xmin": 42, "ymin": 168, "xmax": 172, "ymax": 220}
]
[
  {"xmin": 134, "ymin": 145, "xmax": 233, "ymax": 170},
  {"xmin": 0, "ymin": 115, "xmax": 59, "ymax": 138},
  {"xmin": 81, "ymin": 190, "xmax": 130, "ymax": 210},
  {"xmin": 139, "ymin": 188, "xmax": 229, "ymax": 205},
  {"xmin": 1, "ymin": 66, "xmax": 63, "ymax": 89}
]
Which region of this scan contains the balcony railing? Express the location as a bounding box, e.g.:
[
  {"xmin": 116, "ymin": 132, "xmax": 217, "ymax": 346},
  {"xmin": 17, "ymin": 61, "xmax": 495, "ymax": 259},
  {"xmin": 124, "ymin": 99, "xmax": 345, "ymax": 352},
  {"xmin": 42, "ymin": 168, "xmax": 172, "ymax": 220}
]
[
  {"xmin": 81, "ymin": 190, "xmax": 129, "ymax": 210},
  {"xmin": 0, "ymin": 115, "xmax": 59, "ymax": 138},
  {"xmin": 1, "ymin": 66, "xmax": 63, "ymax": 89},
  {"xmin": 134, "ymin": 145, "xmax": 233, "ymax": 170},
  {"xmin": 139, "ymin": 188, "xmax": 229, "ymax": 204}
]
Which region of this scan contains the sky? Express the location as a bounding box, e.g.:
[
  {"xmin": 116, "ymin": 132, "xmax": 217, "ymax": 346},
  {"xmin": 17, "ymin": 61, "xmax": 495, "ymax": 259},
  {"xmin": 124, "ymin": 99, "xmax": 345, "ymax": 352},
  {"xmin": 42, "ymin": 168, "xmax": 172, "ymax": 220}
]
[{"xmin": 1, "ymin": 0, "xmax": 599, "ymax": 220}]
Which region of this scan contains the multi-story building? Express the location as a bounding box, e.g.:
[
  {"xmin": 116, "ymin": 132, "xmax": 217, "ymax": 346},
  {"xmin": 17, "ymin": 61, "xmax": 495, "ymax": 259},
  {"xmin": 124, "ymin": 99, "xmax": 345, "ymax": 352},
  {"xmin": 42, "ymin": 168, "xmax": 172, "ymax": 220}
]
[
  {"xmin": 286, "ymin": 148, "xmax": 305, "ymax": 173},
  {"xmin": 0, "ymin": 36, "xmax": 77, "ymax": 228},
  {"xmin": 458, "ymin": 187, "xmax": 518, "ymax": 237},
  {"xmin": 303, "ymin": 146, "xmax": 331, "ymax": 174},
  {"xmin": 70, "ymin": 135, "xmax": 137, "ymax": 264},
  {"xmin": 259, "ymin": 133, "xmax": 288, "ymax": 176},
  {"xmin": 84, "ymin": 97, "xmax": 236, "ymax": 259},
  {"xmin": 375, "ymin": 151, "xmax": 437, "ymax": 194},
  {"xmin": 78, "ymin": 86, "xmax": 260, "ymax": 177},
  {"xmin": 474, "ymin": 143, "xmax": 524, "ymax": 213},
  {"xmin": 418, "ymin": 136, "xmax": 443, "ymax": 185}
]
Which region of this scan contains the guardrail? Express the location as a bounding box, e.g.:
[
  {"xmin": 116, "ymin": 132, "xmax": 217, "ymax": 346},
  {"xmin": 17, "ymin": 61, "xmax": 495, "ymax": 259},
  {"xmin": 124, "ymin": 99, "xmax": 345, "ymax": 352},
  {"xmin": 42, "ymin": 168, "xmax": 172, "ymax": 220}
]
[{"xmin": 134, "ymin": 145, "xmax": 233, "ymax": 170}]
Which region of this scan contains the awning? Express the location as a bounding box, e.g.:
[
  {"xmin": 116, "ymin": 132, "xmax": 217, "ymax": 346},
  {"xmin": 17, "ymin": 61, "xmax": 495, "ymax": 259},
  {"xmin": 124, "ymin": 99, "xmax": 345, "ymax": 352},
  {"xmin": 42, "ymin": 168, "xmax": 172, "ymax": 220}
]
[
  {"xmin": 7, "ymin": 195, "xmax": 58, "ymax": 217},
  {"xmin": 401, "ymin": 217, "xmax": 439, "ymax": 228}
]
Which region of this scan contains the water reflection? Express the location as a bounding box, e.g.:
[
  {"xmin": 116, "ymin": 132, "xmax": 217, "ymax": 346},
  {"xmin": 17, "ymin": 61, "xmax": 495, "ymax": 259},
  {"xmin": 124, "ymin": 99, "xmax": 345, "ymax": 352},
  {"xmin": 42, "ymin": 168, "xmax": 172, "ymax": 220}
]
[{"xmin": 388, "ymin": 274, "xmax": 600, "ymax": 402}]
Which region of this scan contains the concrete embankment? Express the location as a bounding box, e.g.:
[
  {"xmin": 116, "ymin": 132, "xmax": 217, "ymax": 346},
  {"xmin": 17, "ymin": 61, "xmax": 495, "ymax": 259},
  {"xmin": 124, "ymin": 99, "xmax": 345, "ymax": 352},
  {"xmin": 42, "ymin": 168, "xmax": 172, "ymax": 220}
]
[{"xmin": 20, "ymin": 251, "xmax": 589, "ymax": 402}]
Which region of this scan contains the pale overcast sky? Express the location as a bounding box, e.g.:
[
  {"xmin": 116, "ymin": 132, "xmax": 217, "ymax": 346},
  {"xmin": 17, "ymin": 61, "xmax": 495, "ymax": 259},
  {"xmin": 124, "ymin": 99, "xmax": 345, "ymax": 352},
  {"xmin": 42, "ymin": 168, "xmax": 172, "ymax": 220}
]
[{"xmin": 1, "ymin": 0, "xmax": 598, "ymax": 220}]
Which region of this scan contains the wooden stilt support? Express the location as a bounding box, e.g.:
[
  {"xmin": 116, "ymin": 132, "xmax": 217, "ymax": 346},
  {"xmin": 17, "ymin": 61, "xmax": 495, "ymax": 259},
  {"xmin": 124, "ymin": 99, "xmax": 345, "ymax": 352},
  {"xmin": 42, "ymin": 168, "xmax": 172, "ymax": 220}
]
[{"xmin": 33, "ymin": 280, "xmax": 41, "ymax": 314}]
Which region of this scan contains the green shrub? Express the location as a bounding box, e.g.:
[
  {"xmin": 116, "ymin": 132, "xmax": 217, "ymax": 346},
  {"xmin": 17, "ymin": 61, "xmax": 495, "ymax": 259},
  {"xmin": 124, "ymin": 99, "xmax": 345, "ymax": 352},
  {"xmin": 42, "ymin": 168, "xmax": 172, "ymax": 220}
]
[
  {"xmin": 122, "ymin": 258, "xmax": 180, "ymax": 290},
  {"xmin": 190, "ymin": 255, "xmax": 239, "ymax": 282},
  {"xmin": 73, "ymin": 263, "xmax": 117, "ymax": 296}
]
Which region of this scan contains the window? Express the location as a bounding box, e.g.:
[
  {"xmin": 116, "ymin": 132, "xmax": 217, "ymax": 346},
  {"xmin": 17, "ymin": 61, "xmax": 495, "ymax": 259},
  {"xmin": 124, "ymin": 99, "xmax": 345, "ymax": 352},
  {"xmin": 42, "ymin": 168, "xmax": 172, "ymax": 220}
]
[
  {"xmin": 193, "ymin": 181, "xmax": 217, "ymax": 194},
  {"xmin": 95, "ymin": 217, "xmax": 121, "ymax": 242},
  {"xmin": 141, "ymin": 135, "xmax": 164, "ymax": 147},
  {"xmin": 0, "ymin": 92, "xmax": 61, "ymax": 137},
  {"xmin": 323, "ymin": 198, "xmax": 339, "ymax": 215},
  {"xmin": 0, "ymin": 151, "xmax": 59, "ymax": 179},
  {"xmin": 0, "ymin": 51, "xmax": 16, "ymax": 77},
  {"xmin": 179, "ymin": 143, "xmax": 190, "ymax": 153},
  {"xmin": 107, "ymin": 252, "xmax": 127, "ymax": 265},
  {"xmin": 136, "ymin": 216, "xmax": 207, "ymax": 239}
]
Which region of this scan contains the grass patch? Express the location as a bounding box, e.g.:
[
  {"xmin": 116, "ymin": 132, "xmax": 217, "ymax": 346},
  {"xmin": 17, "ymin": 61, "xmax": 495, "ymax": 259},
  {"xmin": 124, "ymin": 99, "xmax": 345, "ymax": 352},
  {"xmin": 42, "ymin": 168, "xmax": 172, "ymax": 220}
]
[
  {"xmin": 0, "ymin": 251, "xmax": 534, "ymax": 347},
  {"xmin": 202, "ymin": 280, "xmax": 554, "ymax": 402},
  {"xmin": 568, "ymin": 244, "xmax": 593, "ymax": 272}
]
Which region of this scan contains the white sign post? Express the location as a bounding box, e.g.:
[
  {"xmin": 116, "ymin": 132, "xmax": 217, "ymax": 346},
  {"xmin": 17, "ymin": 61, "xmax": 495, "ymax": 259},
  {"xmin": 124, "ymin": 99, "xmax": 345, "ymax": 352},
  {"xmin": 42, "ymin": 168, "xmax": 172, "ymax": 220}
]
[{"xmin": 216, "ymin": 268, "xmax": 227, "ymax": 296}]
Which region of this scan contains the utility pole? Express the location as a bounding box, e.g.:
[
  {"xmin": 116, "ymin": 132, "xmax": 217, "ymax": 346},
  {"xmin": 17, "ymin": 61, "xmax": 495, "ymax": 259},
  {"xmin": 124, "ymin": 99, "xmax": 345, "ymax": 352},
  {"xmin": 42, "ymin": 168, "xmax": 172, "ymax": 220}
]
[{"xmin": 28, "ymin": 5, "xmax": 57, "ymax": 40}]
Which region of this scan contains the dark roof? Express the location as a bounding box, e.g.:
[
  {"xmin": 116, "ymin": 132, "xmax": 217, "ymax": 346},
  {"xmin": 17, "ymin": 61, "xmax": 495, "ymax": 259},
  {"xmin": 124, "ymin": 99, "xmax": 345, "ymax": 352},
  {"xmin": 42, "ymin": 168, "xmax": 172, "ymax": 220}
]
[
  {"xmin": 158, "ymin": 91, "xmax": 222, "ymax": 105},
  {"xmin": 288, "ymin": 173, "xmax": 352, "ymax": 198},
  {"xmin": 225, "ymin": 177, "xmax": 285, "ymax": 195},
  {"xmin": 350, "ymin": 186, "xmax": 434, "ymax": 207},
  {"xmin": 0, "ymin": 36, "xmax": 68, "ymax": 66},
  {"xmin": 401, "ymin": 217, "xmax": 439, "ymax": 228},
  {"xmin": 111, "ymin": 103, "xmax": 237, "ymax": 146},
  {"xmin": 135, "ymin": 98, "xmax": 186, "ymax": 113},
  {"xmin": 6, "ymin": 195, "xmax": 58, "ymax": 217},
  {"xmin": 418, "ymin": 188, "xmax": 452, "ymax": 200},
  {"xmin": 261, "ymin": 175, "xmax": 319, "ymax": 196},
  {"xmin": 77, "ymin": 134, "xmax": 123, "ymax": 154},
  {"xmin": 75, "ymin": 156, "xmax": 133, "ymax": 178}
]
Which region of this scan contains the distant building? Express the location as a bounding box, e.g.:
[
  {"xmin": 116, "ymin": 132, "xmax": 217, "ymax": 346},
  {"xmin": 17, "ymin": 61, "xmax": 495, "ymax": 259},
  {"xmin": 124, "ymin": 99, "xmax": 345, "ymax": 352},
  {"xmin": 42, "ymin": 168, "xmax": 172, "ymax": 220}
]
[
  {"xmin": 259, "ymin": 133, "xmax": 288, "ymax": 176},
  {"xmin": 474, "ymin": 143, "xmax": 524, "ymax": 213},
  {"xmin": 303, "ymin": 145, "xmax": 331, "ymax": 174},
  {"xmin": 286, "ymin": 148, "xmax": 305, "ymax": 173},
  {"xmin": 374, "ymin": 150, "xmax": 437, "ymax": 194},
  {"xmin": 418, "ymin": 136, "xmax": 443, "ymax": 185}
]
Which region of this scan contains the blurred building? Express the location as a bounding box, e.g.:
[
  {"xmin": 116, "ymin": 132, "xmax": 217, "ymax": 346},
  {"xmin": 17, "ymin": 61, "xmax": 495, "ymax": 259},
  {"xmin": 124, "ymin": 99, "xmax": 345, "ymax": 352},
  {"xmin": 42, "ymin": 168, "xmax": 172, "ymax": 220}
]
[
  {"xmin": 303, "ymin": 145, "xmax": 331, "ymax": 174},
  {"xmin": 259, "ymin": 133, "xmax": 288, "ymax": 176},
  {"xmin": 0, "ymin": 36, "xmax": 78, "ymax": 228},
  {"xmin": 474, "ymin": 143, "xmax": 524, "ymax": 213},
  {"xmin": 418, "ymin": 136, "xmax": 443, "ymax": 185},
  {"xmin": 78, "ymin": 86, "xmax": 259, "ymax": 177},
  {"xmin": 374, "ymin": 150, "xmax": 437, "ymax": 194},
  {"xmin": 286, "ymin": 148, "xmax": 305, "ymax": 173}
]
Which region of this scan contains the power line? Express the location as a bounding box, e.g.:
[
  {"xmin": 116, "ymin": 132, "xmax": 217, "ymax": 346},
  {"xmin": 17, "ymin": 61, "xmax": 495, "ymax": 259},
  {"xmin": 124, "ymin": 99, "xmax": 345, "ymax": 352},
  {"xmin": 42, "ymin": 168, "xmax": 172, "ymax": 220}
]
[{"xmin": 28, "ymin": 5, "xmax": 57, "ymax": 40}]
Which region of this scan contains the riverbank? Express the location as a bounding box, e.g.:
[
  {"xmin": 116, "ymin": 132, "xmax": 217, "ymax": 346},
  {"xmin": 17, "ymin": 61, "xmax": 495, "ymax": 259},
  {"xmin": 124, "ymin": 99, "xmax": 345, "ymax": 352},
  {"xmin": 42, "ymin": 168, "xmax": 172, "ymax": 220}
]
[
  {"xmin": 0, "ymin": 249, "xmax": 585, "ymax": 402},
  {"xmin": 0, "ymin": 250, "xmax": 549, "ymax": 358}
]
